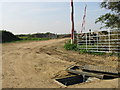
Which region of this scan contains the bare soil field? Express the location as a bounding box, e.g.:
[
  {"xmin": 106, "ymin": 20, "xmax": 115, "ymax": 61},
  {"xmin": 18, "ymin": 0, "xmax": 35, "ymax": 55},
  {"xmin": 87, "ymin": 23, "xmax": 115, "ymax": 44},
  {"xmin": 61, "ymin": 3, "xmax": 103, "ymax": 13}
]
[{"xmin": 2, "ymin": 38, "xmax": 119, "ymax": 88}]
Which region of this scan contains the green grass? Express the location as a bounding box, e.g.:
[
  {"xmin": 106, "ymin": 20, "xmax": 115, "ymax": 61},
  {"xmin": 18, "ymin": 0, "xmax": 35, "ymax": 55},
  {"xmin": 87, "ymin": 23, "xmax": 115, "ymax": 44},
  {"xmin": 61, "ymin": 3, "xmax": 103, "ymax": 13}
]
[
  {"xmin": 64, "ymin": 40, "xmax": 78, "ymax": 51},
  {"xmin": 1, "ymin": 34, "xmax": 50, "ymax": 44},
  {"xmin": 3, "ymin": 37, "xmax": 50, "ymax": 44},
  {"xmin": 19, "ymin": 36, "xmax": 50, "ymax": 41},
  {"xmin": 1, "ymin": 30, "xmax": 56, "ymax": 43},
  {"xmin": 78, "ymin": 45, "xmax": 105, "ymax": 55},
  {"xmin": 63, "ymin": 40, "xmax": 120, "ymax": 56}
]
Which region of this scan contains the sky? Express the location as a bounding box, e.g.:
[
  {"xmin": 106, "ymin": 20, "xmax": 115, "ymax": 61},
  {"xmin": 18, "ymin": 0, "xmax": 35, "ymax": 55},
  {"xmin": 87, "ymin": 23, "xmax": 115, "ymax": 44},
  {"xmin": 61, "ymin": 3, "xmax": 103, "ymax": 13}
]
[{"xmin": 0, "ymin": 1, "xmax": 110, "ymax": 34}]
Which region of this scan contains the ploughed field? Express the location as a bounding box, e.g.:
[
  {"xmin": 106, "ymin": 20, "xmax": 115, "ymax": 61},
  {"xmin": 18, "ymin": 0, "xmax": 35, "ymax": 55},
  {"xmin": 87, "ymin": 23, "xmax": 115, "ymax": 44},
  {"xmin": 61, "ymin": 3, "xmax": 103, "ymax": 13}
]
[{"xmin": 2, "ymin": 38, "xmax": 119, "ymax": 88}]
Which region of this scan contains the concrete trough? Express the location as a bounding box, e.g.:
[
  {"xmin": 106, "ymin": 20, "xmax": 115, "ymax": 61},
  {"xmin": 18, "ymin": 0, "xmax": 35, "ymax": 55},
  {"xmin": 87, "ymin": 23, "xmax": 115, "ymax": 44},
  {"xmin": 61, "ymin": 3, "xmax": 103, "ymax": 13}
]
[
  {"xmin": 54, "ymin": 75, "xmax": 88, "ymax": 86},
  {"xmin": 54, "ymin": 65, "xmax": 119, "ymax": 87},
  {"xmin": 66, "ymin": 65, "xmax": 119, "ymax": 79},
  {"xmin": 83, "ymin": 65, "xmax": 119, "ymax": 75}
]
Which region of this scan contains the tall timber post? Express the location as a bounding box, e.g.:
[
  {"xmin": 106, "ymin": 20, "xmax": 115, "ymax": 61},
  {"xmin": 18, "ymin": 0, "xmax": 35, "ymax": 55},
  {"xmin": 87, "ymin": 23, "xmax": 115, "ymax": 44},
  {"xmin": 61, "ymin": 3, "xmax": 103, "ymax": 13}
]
[{"xmin": 70, "ymin": 0, "xmax": 75, "ymax": 44}]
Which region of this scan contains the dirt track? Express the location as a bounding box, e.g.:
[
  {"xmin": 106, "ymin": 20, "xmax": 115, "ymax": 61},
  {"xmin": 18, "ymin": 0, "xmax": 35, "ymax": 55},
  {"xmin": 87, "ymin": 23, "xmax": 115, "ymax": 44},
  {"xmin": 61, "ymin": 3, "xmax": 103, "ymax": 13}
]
[{"xmin": 2, "ymin": 38, "xmax": 119, "ymax": 88}]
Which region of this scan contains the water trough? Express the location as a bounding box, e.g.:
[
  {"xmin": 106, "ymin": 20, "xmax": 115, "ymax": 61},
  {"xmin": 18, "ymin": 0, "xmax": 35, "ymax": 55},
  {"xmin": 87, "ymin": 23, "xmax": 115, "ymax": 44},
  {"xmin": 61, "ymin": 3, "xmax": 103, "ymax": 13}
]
[{"xmin": 54, "ymin": 65, "xmax": 119, "ymax": 86}]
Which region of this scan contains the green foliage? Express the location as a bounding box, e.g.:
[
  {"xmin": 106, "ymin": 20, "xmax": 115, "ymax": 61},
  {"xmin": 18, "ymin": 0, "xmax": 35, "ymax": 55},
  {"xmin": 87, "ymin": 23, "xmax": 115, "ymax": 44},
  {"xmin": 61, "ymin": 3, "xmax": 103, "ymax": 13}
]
[
  {"xmin": 108, "ymin": 52, "xmax": 120, "ymax": 57},
  {"xmin": 87, "ymin": 52, "xmax": 105, "ymax": 55},
  {"xmin": 78, "ymin": 45, "xmax": 88, "ymax": 53},
  {"xmin": 64, "ymin": 41, "xmax": 78, "ymax": 51},
  {"xmin": 78, "ymin": 45, "xmax": 105, "ymax": 55},
  {"xmin": 19, "ymin": 36, "xmax": 49, "ymax": 41},
  {"xmin": 64, "ymin": 41, "xmax": 106, "ymax": 56},
  {"xmin": 0, "ymin": 30, "xmax": 20, "ymax": 43},
  {"xmin": 100, "ymin": 1, "xmax": 120, "ymax": 13},
  {"xmin": 79, "ymin": 49, "xmax": 88, "ymax": 53},
  {"xmin": 0, "ymin": 30, "xmax": 51, "ymax": 43},
  {"xmin": 95, "ymin": 1, "xmax": 120, "ymax": 29},
  {"xmin": 95, "ymin": 13, "xmax": 119, "ymax": 29}
]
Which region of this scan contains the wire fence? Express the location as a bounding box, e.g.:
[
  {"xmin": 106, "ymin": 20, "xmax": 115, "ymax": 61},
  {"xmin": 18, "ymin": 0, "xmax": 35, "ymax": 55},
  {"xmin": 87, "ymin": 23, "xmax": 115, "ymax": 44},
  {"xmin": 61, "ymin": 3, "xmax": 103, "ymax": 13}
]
[{"xmin": 77, "ymin": 29, "xmax": 120, "ymax": 53}]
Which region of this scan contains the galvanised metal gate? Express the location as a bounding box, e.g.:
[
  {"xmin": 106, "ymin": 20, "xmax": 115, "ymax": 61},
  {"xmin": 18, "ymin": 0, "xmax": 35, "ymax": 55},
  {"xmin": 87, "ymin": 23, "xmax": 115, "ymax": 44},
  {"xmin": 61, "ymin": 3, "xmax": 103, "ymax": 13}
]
[{"xmin": 77, "ymin": 29, "xmax": 120, "ymax": 53}]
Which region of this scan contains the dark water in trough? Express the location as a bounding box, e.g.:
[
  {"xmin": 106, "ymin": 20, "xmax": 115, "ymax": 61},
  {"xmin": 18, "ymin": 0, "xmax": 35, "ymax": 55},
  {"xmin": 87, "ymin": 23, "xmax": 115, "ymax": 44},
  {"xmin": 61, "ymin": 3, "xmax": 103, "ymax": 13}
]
[
  {"xmin": 55, "ymin": 75, "xmax": 88, "ymax": 86},
  {"xmin": 55, "ymin": 74, "xmax": 117, "ymax": 86},
  {"xmin": 55, "ymin": 65, "xmax": 119, "ymax": 86}
]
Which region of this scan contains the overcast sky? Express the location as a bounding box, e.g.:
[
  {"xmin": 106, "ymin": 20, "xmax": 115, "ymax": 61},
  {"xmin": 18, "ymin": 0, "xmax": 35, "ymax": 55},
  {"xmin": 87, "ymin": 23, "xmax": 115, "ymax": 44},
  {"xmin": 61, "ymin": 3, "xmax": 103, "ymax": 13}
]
[{"xmin": 1, "ymin": 1, "xmax": 109, "ymax": 34}]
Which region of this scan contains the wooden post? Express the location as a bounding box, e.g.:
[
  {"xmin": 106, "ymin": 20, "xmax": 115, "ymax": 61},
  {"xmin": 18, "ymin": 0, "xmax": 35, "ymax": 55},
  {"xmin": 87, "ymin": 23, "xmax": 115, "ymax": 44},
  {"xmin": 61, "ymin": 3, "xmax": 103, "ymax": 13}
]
[
  {"xmin": 86, "ymin": 33, "xmax": 87, "ymax": 50},
  {"xmin": 71, "ymin": 0, "xmax": 75, "ymax": 44},
  {"xmin": 89, "ymin": 29, "xmax": 91, "ymax": 45},
  {"xmin": 97, "ymin": 32, "xmax": 99, "ymax": 51},
  {"xmin": 108, "ymin": 29, "xmax": 111, "ymax": 52}
]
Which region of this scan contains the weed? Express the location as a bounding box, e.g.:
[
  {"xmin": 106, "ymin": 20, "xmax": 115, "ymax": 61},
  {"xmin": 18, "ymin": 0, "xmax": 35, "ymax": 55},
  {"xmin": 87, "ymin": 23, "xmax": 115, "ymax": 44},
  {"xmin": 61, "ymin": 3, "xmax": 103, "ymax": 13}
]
[
  {"xmin": 64, "ymin": 40, "xmax": 108, "ymax": 56},
  {"xmin": 64, "ymin": 41, "xmax": 78, "ymax": 51}
]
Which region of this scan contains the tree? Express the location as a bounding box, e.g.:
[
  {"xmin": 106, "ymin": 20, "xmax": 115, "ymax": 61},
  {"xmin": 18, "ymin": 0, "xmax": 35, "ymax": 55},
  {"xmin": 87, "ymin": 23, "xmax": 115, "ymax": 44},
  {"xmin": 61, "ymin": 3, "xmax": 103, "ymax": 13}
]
[{"xmin": 95, "ymin": 0, "xmax": 120, "ymax": 29}]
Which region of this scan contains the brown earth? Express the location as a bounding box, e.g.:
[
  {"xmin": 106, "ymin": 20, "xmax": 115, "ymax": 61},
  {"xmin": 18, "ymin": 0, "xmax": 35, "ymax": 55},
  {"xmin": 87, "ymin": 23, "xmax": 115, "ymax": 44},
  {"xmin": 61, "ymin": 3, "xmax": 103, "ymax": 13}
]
[{"xmin": 2, "ymin": 38, "xmax": 119, "ymax": 88}]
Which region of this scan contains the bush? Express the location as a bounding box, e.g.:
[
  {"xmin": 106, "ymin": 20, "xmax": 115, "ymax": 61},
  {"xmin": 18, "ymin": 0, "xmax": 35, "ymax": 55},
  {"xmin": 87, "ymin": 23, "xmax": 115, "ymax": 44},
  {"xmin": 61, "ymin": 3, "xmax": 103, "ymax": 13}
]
[{"xmin": 64, "ymin": 41, "xmax": 78, "ymax": 51}]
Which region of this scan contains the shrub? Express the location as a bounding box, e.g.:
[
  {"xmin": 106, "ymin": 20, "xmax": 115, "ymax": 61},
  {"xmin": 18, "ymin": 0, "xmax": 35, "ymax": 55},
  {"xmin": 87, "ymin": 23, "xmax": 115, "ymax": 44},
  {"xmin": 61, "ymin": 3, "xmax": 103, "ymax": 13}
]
[{"xmin": 64, "ymin": 41, "xmax": 78, "ymax": 51}]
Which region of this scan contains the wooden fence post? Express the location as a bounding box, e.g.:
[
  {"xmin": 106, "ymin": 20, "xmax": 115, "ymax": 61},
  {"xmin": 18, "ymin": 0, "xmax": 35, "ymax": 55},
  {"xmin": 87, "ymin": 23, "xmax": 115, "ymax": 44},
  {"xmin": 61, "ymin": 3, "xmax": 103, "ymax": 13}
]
[{"xmin": 70, "ymin": 0, "xmax": 75, "ymax": 44}]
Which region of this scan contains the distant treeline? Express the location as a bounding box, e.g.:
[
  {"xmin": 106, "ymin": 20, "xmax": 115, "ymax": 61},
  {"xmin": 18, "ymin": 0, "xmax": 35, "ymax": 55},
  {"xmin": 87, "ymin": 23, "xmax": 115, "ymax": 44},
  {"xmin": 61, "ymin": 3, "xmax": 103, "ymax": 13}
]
[
  {"xmin": 16, "ymin": 32, "xmax": 57, "ymax": 39},
  {"xmin": 16, "ymin": 32, "xmax": 71, "ymax": 39},
  {"xmin": 0, "ymin": 30, "xmax": 71, "ymax": 43}
]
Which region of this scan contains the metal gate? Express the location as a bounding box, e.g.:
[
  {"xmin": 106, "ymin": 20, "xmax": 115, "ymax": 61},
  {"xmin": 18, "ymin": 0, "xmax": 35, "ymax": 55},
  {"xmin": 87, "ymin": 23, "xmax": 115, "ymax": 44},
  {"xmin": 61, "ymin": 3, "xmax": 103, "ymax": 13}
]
[{"xmin": 77, "ymin": 29, "xmax": 120, "ymax": 53}]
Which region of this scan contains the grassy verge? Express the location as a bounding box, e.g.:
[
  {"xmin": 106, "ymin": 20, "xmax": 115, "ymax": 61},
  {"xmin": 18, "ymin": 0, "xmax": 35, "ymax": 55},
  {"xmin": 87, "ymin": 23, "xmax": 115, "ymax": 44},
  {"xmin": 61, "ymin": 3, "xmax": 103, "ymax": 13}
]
[
  {"xmin": 2, "ymin": 37, "xmax": 50, "ymax": 43},
  {"xmin": 0, "ymin": 30, "xmax": 55, "ymax": 43},
  {"xmin": 19, "ymin": 36, "xmax": 50, "ymax": 41},
  {"xmin": 64, "ymin": 40, "xmax": 78, "ymax": 51},
  {"xmin": 64, "ymin": 40, "xmax": 119, "ymax": 57}
]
